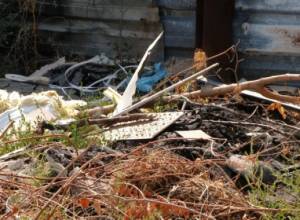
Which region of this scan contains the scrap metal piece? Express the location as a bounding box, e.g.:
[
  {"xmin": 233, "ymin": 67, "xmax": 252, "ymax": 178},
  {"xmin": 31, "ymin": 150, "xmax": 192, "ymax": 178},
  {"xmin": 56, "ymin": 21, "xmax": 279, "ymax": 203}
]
[{"xmin": 103, "ymin": 112, "xmax": 184, "ymax": 141}]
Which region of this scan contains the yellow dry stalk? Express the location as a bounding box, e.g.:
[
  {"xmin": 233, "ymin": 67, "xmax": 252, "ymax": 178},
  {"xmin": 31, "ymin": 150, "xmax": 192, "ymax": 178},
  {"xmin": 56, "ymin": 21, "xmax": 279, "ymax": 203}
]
[{"xmin": 0, "ymin": 101, "xmax": 9, "ymax": 114}]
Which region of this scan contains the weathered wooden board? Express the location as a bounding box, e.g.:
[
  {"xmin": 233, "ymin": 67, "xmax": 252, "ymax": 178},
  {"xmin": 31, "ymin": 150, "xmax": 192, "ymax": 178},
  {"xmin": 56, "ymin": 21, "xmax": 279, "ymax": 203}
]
[
  {"xmin": 156, "ymin": 0, "xmax": 196, "ymax": 57},
  {"xmin": 156, "ymin": 0, "xmax": 197, "ymax": 10},
  {"xmin": 40, "ymin": 30, "xmax": 164, "ymax": 60},
  {"xmin": 162, "ymin": 15, "xmax": 196, "ymax": 48},
  {"xmin": 39, "ymin": 19, "xmax": 161, "ymax": 39},
  {"xmin": 235, "ymin": 0, "xmax": 300, "ymax": 13},
  {"xmin": 42, "ymin": 0, "xmax": 154, "ymax": 7},
  {"xmin": 40, "ymin": 2, "xmax": 160, "ymax": 22},
  {"xmin": 38, "ymin": 0, "xmax": 164, "ymax": 61}
]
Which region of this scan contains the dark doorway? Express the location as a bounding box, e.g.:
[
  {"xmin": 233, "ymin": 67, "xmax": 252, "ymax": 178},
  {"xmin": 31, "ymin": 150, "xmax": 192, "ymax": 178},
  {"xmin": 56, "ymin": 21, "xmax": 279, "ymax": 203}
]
[{"xmin": 196, "ymin": 0, "xmax": 235, "ymax": 82}]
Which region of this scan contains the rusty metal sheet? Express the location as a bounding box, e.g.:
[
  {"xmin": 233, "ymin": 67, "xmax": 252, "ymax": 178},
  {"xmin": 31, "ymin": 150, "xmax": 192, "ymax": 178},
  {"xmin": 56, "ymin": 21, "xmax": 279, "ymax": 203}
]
[{"xmin": 234, "ymin": 0, "xmax": 300, "ymax": 80}]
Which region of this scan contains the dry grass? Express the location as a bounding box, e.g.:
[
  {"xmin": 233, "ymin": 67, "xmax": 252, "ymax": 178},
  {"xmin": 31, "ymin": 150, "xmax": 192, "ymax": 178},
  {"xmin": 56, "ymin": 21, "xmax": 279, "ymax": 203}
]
[{"xmin": 0, "ymin": 145, "xmax": 263, "ymax": 220}]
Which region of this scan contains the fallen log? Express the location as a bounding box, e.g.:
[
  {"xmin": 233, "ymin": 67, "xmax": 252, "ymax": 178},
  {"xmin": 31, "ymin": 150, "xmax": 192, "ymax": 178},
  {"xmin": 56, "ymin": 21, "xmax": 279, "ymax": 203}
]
[{"xmin": 171, "ymin": 74, "xmax": 300, "ymax": 104}]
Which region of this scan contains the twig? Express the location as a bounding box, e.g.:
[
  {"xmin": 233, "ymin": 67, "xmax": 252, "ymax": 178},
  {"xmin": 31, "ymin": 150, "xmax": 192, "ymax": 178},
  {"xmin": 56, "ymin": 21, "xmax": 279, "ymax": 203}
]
[
  {"xmin": 34, "ymin": 153, "xmax": 102, "ymax": 219},
  {"xmin": 244, "ymin": 106, "xmax": 259, "ymax": 121},
  {"xmin": 86, "ymin": 113, "xmax": 154, "ymax": 127},
  {"xmin": 93, "ymin": 194, "xmax": 216, "ymax": 220}
]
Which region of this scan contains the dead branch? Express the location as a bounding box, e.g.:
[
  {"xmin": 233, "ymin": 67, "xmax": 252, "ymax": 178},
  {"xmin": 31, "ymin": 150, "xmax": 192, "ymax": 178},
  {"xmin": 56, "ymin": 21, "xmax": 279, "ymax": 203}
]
[
  {"xmin": 171, "ymin": 74, "xmax": 300, "ymax": 104},
  {"xmin": 84, "ymin": 113, "xmax": 154, "ymax": 127}
]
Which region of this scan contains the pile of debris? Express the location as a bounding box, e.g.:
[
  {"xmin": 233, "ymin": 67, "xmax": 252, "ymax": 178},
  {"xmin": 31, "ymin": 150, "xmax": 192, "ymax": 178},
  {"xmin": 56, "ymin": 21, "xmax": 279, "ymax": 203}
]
[{"xmin": 0, "ymin": 33, "xmax": 300, "ymax": 219}]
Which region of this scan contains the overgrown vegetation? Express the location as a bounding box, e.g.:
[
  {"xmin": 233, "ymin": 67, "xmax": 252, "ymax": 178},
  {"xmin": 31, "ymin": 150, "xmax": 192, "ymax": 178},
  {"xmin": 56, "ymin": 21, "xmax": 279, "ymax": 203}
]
[
  {"xmin": 249, "ymin": 165, "xmax": 300, "ymax": 219},
  {"xmin": 0, "ymin": 0, "xmax": 40, "ymax": 75}
]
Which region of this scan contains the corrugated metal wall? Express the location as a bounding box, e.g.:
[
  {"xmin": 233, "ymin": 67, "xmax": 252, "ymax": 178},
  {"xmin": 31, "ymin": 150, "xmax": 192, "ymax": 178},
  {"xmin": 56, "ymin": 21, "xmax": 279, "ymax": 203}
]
[
  {"xmin": 156, "ymin": 0, "xmax": 197, "ymax": 57},
  {"xmin": 38, "ymin": 0, "xmax": 164, "ymax": 61},
  {"xmin": 234, "ymin": 0, "xmax": 300, "ymax": 79}
]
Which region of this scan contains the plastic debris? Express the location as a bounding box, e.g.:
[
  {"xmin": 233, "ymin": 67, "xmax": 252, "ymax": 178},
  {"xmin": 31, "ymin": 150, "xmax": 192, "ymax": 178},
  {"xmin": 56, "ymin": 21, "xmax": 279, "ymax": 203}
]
[
  {"xmin": 113, "ymin": 32, "xmax": 164, "ymax": 116},
  {"xmin": 0, "ymin": 90, "xmax": 86, "ymax": 133},
  {"xmin": 137, "ymin": 63, "xmax": 167, "ymax": 93},
  {"xmin": 5, "ymin": 57, "xmax": 66, "ymax": 85},
  {"xmin": 103, "ymin": 87, "xmax": 122, "ymax": 104}
]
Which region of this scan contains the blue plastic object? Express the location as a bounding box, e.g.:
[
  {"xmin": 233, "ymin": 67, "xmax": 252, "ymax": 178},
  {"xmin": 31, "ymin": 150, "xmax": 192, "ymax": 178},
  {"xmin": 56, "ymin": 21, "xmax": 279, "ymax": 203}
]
[{"xmin": 137, "ymin": 63, "xmax": 167, "ymax": 93}]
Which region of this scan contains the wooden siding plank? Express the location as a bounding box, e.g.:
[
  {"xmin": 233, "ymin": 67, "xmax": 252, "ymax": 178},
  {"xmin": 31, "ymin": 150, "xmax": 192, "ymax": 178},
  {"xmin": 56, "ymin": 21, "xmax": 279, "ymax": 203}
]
[
  {"xmin": 41, "ymin": 31, "xmax": 164, "ymax": 60},
  {"xmin": 235, "ymin": 0, "xmax": 300, "ymax": 13},
  {"xmin": 41, "ymin": 0, "xmax": 154, "ymax": 7},
  {"xmin": 38, "ymin": 18, "xmax": 162, "ymax": 39},
  {"xmin": 38, "ymin": 1, "xmax": 163, "ymax": 60},
  {"xmin": 40, "ymin": 2, "xmax": 160, "ymax": 22},
  {"xmin": 156, "ymin": 0, "xmax": 196, "ymax": 10}
]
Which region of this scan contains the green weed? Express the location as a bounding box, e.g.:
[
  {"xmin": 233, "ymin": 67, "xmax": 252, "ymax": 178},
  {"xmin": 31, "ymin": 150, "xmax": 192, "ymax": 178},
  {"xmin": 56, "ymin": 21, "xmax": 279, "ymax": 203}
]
[{"xmin": 248, "ymin": 168, "xmax": 300, "ymax": 219}]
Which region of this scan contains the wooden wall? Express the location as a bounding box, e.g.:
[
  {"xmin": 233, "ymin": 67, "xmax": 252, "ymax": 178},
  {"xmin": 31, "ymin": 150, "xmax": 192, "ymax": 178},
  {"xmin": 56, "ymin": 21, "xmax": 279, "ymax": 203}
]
[{"xmin": 38, "ymin": 0, "xmax": 164, "ymax": 61}]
